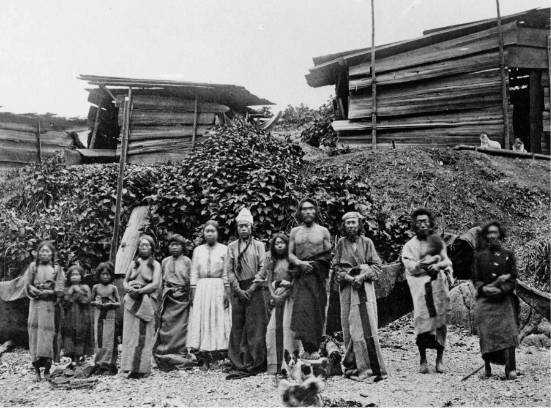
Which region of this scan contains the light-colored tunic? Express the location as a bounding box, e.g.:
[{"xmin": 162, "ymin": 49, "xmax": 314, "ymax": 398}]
[
  {"xmin": 401, "ymin": 236, "xmax": 452, "ymax": 348},
  {"xmin": 187, "ymin": 243, "xmax": 231, "ymax": 351}
]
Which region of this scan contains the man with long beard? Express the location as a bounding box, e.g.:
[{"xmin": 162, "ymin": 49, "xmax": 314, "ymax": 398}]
[
  {"xmin": 333, "ymin": 212, "xmax": 387, "ymax": 382},
  {"xmin": 401, "ymin": 208, "xmax": 452, "ymax": 374},
  {"xmin": 225, "ymin": 208, "xmax": 268, "ymax": 380},
  {"xmin": 288, "ymin": 198, "xmax": 331, "ymax": 359}
]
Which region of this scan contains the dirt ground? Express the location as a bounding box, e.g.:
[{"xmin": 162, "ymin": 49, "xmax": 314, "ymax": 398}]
[{"xmin": 1, "ymin": 317, "xmax": 549, "ymax": 407}]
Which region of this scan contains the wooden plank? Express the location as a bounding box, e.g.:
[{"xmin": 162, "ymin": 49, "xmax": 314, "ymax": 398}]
[
  {"xmin": 127, "ymin": 151, "xmax": 192, "ymax": 165},
  {"xmin": 0, "ymin": 122, "xmax": 46, "ymax": 133},
  {"xmin": 454, "ymin": 144, "xmax": 551, "ymax": 160},
  {"xmin": 116, "ymin": 95, "xmax": 230, "ymax": 113},
  {"xmin": 506, "ymin": 46, "xmax": 549, "ymax": 69},
  {"xmin": 351, "ymin": 69, "xmax": 501, "ymax": 99},
  {"xmin": 349, "ymin": 22, "xmax": 519, "ymax": 77},
  {"xmin": 110, "ymin": 89, "xmax": 133, "ymax": 262},
  {"xmin": 350, "ymin": 52, "xmax": 502, "ymax": 88},
  {"xmin": 120, "ymin": 111, "xmax": 216, "ymax": 126},
  {"xmin": 89, "ymin": 102, "xmax": 102, "ymax": 148},
  {"xmin": 114, "ymin": 205, "xmax": 150, "ymax": 276},
  {"xmin": 0, "ymin": 129, "xmax": 73, "ymax": 147},
  {"xmin": 129, "ymin": 125, "xmax": 211, "ymax": 141},
  {"xmin": 349, "ymin": 84, "xmax": 502, "ymax": 118}
]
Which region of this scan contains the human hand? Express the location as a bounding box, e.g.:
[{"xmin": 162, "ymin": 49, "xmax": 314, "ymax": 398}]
[
  {"xmin": 300, "ymin": 261, "xmax": 313, "ymax": 273},
  {"xmin": 190, "ymin": 288, "xmax": 196, "ymax": 305},
  {"xmin": 224, "ymin": 288, "xmax": 230, "ymax": 309},
  {"xmin": 279, "ymin": 280, "xmax": 292, "ymax": 288},
  {"xmin": 483, "ymin": 286, "xmax": 502, "ymax": 296},
  {"xmin": 496, "ymin": 274, "xmax": 511, "ymax": 284},
  {"xmin": 352, "ymin": 276, "xmax": 363, "ymax": 289},
  {"xmin": 235, "ymin": 287, "xmax": 250, "ymax": 303},
  {"xmin": 29, "ymin": 286, "xmax": 41, "ymax": 297}
]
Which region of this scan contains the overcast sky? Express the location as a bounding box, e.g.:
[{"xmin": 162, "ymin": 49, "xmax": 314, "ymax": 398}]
[{"xmin": 0, "ymin": 0, "xmax": 548, "ymax": 117}]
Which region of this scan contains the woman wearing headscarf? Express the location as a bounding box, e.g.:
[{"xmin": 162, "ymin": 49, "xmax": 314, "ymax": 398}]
[
  {"xmin": 121, "ymin": 234, "xmax": 162, "ymax": 378},
  {"xmin": 186, "ymin": 220, "xmax": 231, "ymax": 369},
  {"xmin": 154, "ymin": 233, "xmax": 193, "ymax": 370},
  {"xmin": 24, "ymin": 240, "xmax": 65, "ymax": 381}
]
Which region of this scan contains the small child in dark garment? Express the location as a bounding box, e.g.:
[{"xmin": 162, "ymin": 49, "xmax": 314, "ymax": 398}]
[
  {"xmin": 421, "ymin": 234, "xmax": 453, "ymax": 317},
  {"xmin": 61, "ymin": 265, "xmax": 94, "ymax": 367},
  {"xmin": 91, "ymin": 261, "xmax": 120, "ymax": 375}
]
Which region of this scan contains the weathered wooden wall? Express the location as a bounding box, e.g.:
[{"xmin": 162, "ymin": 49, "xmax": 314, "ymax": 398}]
[
  {"xmin": 106, "ymin": 95, "xmax": 225, "ymax": 164},
  {"xmin": 332, "ymin": 23, "xmax": 548, "ymax": 148}
]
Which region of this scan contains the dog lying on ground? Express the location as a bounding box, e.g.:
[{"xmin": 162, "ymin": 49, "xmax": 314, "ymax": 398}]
[
  {"xmin": 480, "ymin": 133, "xmax": 502, "ymax": 149},
  {"xmin": 278, "ymin": 350, "xmax": 327, "ymax": 407}
]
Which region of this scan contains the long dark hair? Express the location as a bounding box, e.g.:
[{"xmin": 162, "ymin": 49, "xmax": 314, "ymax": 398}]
[
  {"xmin": 133, "ymin": 235, "xmax": 156, "ymax": 269},
  {"xmin": 481, "ymin": 221, "xmax": 506, "ymax": 244},
  {"xmin": 269, "ymin": 233, "xmax": 289, "ymax": 260},
  {"xmin": 95, "ymin": 261, "xmax": 115, "ymax": 284},
  {"xmin": 35, "ymin": 240, "xmax": 57, "ymax": 266},
  {"xmin": 410, "ymin": 207, "xmax": 436, "ymax": 231},
  {"xmin": 295, "ymin": 197, "xmax": 319, "ymax": 223},
  {"xmin": 65, "ymin": 264, "xmax": 85, "ymax": 286}
]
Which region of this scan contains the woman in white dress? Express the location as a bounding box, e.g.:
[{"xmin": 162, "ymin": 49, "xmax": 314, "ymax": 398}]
[{"xmin": 187, "ymin": 220, "xmax": 231, "ymax": 368}]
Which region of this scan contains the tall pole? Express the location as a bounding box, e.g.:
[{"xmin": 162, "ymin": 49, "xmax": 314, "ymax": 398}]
[
  {"xmin": 370, "ymin": 0, "xmax": 377, "ymax": 149},
  {"xmin": 496, "ymin": 0, "xmax": 510, "ymax": 149},
  {"xmin": 110, "ymin": 87, "xmax": 133, "ymax": 262},
  {"xmin": 35, "ymin": 120, "xmax": 42, "ymax": 164},
  {"xmin": 192, "ymin": 95, "xmax": 198, "ymax": 151}
]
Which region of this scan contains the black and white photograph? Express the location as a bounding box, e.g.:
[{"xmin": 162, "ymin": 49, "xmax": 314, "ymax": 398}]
[{"xmin": 0, "ymin": 0, "xmax": 549, "ymax": 406}]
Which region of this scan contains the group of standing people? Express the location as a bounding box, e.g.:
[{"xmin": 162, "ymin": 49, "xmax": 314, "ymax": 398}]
[{"xmin": 24, "ymin": 198, "xmax": 520, "ymax": 383}]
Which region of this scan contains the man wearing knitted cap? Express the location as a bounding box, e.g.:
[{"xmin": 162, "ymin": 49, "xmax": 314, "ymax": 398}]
[
  {"xmin": 333, "ymin": 212, "xmax": 387, "ymax": 382},
  {"xmin": 289, "ymin": 198, "xmax": 331, "ymax": 359},
  {"xmin": 225, "ymin": 208, "xmax": 268, "ymax": 380}
]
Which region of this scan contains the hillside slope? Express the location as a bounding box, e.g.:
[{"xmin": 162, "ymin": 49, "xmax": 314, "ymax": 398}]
[{"xmin": 308, "ymin": 147, "xmax": 550, "ymax": 279}]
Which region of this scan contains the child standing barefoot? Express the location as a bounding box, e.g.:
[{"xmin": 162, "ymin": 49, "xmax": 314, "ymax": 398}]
[
  {"xmin": 61, "ymin": 265, "xmax": 94, "ymax": 368},
  {"xmin": 91, "ymin": 262, "xmax": 120, "ymax": 374},
  {"xmin": 24, "ymin": 241, "xmax": 65, "ymax": 381}
]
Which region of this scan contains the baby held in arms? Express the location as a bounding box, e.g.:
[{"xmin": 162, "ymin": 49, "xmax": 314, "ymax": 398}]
[{"xmin": 421, "ymin": 234, "xmax": 453, "ymax": 284}]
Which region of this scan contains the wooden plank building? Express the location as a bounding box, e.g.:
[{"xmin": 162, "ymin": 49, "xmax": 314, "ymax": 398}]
[
  {"xmin": 0, "ymin": 112, "xmax": 86, "ymax": 171},
  {"xmin": 78, "ymin": 75, "xmax": 273, "ymax": 165},
  {"xmin": 306, "ymin": 8, "xmax": 550, "ymax": 153}
]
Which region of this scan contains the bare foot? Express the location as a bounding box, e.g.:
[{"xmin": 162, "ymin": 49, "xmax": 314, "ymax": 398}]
[
  {"xmin": 419, "ymin": 362, "xmax": 429, "ymax": 374},
  {"xmin": 34, "ymin": 372, "xmax": 42, "ymax": 382},
  {"xmin": 43, "ymin": 370, "xmax": 51, "ymax": 380},
  {"xmin": 506, "ymin": 370, "xmax": 517, "ymax": 380},
  {"xmin": 435, "ymin": 360, "xmax": 445, "ymax": 373}
]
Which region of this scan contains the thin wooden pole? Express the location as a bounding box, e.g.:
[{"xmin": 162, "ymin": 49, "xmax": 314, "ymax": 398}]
[
  {"xmin": 110, "ymin": 87, "xmax": 133, "ymax": 262},
  {"xmin": 548, "ymin": 35, "xmax": 551, "ymax": 111},
  {"xmin": 370, "ymin": 0, "xmax": 377, "ymax": 149},
  {"xmin": 35, "ymin": 121, "xmax": 42, "ymax": 164},
  {"xmin": 192, "ymin": 95, "xmax": 198, "ymax": 151},
  {"xmin": 496, "ymin": 0, "xmax": 510, "ymax": 149},
  {"xmin": 89, "ymin": 102, "xmax": 102, "ymax": 148}
]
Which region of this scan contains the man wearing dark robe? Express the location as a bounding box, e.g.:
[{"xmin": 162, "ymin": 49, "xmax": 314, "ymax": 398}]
[
  {"xmin": 225, "ymin": 208, "xmax": 268, "ymax": 379},
  {"xmin": 289, "ymin": 198, "xmax": 331, "ymax": 359},
  {"xmin": 333, "ymin": 211, "xmax": 387, "ymax": 382}
]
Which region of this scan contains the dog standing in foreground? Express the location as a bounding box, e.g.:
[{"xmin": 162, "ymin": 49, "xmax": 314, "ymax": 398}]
[{"xmin": 278, "ymin": 350, "xmax": 327, "ymax": 407}]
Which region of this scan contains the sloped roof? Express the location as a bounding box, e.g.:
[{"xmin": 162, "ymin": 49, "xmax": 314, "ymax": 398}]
[
  {"xmin": 306, "ymin": 7, "xmax": 550, "ymax": 88},
  {"xmin": 78, "ymin": 74, "xmax": 274, "ymax": 109}
]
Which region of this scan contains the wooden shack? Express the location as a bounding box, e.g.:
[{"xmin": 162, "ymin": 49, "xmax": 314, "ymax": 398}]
[
  {"xmin": 0, "ymin": 112, "xmax": 86, "ymax": 171},
  {"xmin": 78, "ymin": 75, "xmax": 273, "ymax": 165},
  {"xmin": 306, "ymin": 8, "xmax": 550, "ymax": 153}
]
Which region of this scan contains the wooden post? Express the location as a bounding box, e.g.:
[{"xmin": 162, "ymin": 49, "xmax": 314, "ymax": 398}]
[
  {"xmin": 110, "ymin": 87, "xmax": 133, "ymax": 262},
  {"xmin": 529, "ymin": 70, "xmax": 543, "ymax": 154},
  {"xmin": 89, "ymin": 103, "xmax": 102, "ymax": 148},
  {"xmin": 192, "ymin": 95, "xmax": 198, "ymax": 151},
  {"xmin": 548, "ymin": 35, "xmax": 551, "ymax": 110},
  {"xmin": 35, "ymin": 121, "xmax": 42, "ymax": 164},
  {"xmin": 370, "ymin": 0, "xmax": 377, "ymax": 149},
  {"xmin": 496, "ymin": 0, "xmax": 510, "ymax": 149}
]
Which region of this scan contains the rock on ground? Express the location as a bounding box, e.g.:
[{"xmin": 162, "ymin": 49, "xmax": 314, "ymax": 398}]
[
  {"xmin": 448, "ymin": 281, "xmax": 477, "ymax": 335},
  {"xmin": 0, "ymin": 316, "xmax": 549, "ymax": 407}
]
